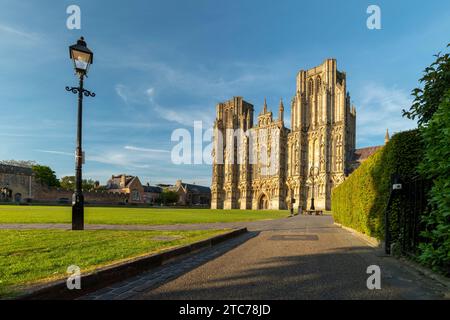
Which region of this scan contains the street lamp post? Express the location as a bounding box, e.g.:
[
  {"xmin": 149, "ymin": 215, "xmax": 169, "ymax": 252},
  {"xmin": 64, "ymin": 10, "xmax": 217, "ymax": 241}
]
[
  {"xmin": 66, "ymin": 37, "xmax": 95, "ymax": 231},
  {"xmin": 309, "ymin": 166, "xmax": 319, "ymax": 211}
]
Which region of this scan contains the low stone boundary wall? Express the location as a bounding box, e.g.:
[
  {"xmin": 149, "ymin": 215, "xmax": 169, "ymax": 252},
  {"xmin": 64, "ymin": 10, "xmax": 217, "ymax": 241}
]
[{"xmin": 33, "ymin": 188, "xmax": 127, "ymax": 204}]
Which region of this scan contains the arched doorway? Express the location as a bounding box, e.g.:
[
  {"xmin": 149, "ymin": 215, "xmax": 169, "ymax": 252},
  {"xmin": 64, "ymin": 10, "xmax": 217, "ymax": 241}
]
[
  {"xmin": 14, "ymin": 193, "xmax": 22, "ymax": 203},
  {"xmin": 258, "ymin": 193, "xmax": 269, "ymax": 210}
]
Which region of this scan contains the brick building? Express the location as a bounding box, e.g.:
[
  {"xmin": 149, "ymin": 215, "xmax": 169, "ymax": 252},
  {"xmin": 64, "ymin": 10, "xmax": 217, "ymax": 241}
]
[{"xmin": 172, "ymin": 180, "xmax": 211, "ymax": 206}]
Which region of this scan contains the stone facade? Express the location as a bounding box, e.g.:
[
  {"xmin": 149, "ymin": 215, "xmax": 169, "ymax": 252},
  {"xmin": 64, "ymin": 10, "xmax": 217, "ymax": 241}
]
[
  {"xmin": 106, "ymin": 174, "xmax": 145, "ymax": 204},
  {"xmin": 0, "ymin": 164, "xmax": 35, "ymax": 202},
  {"xmin": 0, "ymin": 164, "xmax": 128, "ymax": 204},
  {"xmin": 211, "ymin": 59, "xmax": 357, "ymax": 211},
  {"xmin": 172, "ymin": 180, "xmax": 211, "ymax": 206},
  {"xmin": 143, "ymin": 184, "xmax": 162, "ymax": 204}
]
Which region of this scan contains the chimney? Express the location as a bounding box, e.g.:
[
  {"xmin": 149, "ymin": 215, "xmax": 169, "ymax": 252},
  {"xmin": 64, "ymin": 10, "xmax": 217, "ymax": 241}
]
[{"xmin": 120, "ymin": 174, "xmax": 126, "ymax": 188}]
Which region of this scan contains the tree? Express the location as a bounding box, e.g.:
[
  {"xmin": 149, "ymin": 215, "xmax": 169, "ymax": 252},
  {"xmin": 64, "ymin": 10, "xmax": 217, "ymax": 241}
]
[
  {"xmin": 32, "ymin": 165, "xmax": 60, "ymax": 187},
  {"xmin": 403, "ymin": 44, "xmax": 450, "ymax": 275},
  {"xmin": 60, "ymin": 176, "xmax": 76, "ymax": 191},
  {"xmin": 160, "ymin": 190, "xmax": 178, "ymax": 205},
  {"xmin": 402, "ymin": 44, "xmax": 450, "ymax": 126},
  {"xmin": 417, "ymin": 90, "xmax": 450, "ymax": 275},
  {"xmin": 60, "ymin": 176, "xmax": 99, "ymax": 192},
  {"xmin": 83, "ymin": 179, "xmax": 99, "ymax": 192}
]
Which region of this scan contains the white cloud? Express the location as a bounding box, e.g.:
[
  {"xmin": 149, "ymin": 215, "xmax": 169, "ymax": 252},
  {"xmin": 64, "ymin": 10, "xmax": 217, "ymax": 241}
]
[
  {"xmin": 87, "ymin": 120, "xmax": 156, "ymax": 129},
  {"xmin": 152, "ymin": 103, "xmax": 215, "ymax": 128},
  {"xmin": 356, "ymin": 83, "xmax": 416, "ymax": 146},
  {"xmin": 87, "ymin": 145, "xmax": 170, "ymax": 168},
  {"xmin": 146, "ymin": 87, "xmax": 155, "ymax": 97},
  {"xmin": 115, "ymin": 84, "xmax": 130, "ymax": 104},
  {"xmin": 0, "ymin": 23, "xmax": 39, "ymax": 41},
  {"xmin": 35, "ymin": 146, "xmax": 169, "ymax": 169},
  {"xmin": 115, "ymin": 84, "xmax": 216, "ymax": 128},
  {"xmin": 124, "ymin": 145, "xmax": 169, "ymax": 153},
  {"xmin": 34, "ymin": 149, "xmax": 73, "ymax": 156}
]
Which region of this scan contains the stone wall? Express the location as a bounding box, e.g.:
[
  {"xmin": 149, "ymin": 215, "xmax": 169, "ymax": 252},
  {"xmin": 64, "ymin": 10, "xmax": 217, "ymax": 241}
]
[
  {"xmin": 0, "ymin": 164, "xmax": 129, "ymax": 204},
  {"xmin": 34, "ymin": 187, "xmax": 128, "ymax": 204}
]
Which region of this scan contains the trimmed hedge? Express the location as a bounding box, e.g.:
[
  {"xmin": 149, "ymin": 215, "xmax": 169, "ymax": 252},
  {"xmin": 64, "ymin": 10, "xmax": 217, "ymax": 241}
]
[
  {"xmin": 417, "ymin": 90, "xmax": 450, "ymax": 274},
  {"xmin": 332, "ymin": 130, "xmax": 423, "ymax": 239}
]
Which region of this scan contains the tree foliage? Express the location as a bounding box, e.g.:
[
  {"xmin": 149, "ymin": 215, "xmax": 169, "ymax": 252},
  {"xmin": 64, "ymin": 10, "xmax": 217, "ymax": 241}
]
[
  {"xmin": 32, "ymin": 165, "xmax": 60, "ymax": 187},
  {"xmin": 60, "ymin": 176, "xmax": 99, "ymax": 192},
  {"xmin": 403, "ymin": 44, "xmax": 450, "ymax": 126},
  {"xmin": 159, "ymin": 190, "xmax": 178, "ymax": 205},
  {"xmin": 416, "ymin": 90, "xmax": 450, "ymax": 275},
  {"xmin": 401, "ymin": 44, "xmax": 450, "ymax": 275}
]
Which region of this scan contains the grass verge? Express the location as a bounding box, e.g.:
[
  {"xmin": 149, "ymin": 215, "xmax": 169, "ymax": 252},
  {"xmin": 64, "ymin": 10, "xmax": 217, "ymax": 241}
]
[
  {"xmin": 0, "ymin": 206, "xmax": 288, "ymax": 225},
  {"xmin": 0, "ymin": 229, "xmax": 225, "ymax": 298}
]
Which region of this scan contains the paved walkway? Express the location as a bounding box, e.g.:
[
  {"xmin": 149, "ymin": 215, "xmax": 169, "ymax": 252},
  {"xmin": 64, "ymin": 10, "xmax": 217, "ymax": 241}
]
[
  {"xmin": 79, "ymin": 215, "xmax": 449, "ymax": 300},
  {"xmin": 0, "ymin": 218, "xmax": 297, "ymax": 231}
]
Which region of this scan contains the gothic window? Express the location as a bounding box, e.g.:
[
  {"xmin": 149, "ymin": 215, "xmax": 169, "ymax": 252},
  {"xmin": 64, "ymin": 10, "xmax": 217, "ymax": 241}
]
[
  {"xmin": 308, "ymin": 79, "xmax": 314, "ymax": 96},
  {"xmin": 316, "ymin": 77, "xmax": 321, "ymax": 94}
]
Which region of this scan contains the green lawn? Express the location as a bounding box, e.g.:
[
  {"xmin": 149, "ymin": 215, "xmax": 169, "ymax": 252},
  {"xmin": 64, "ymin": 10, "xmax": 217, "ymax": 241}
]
[
  {"xmin": 0, "ymin": 206, "xmax": 288, "ymax": 225},
  {"xmin": 0, "ymin": 229, "xmax": 225, "ymax": 298}
]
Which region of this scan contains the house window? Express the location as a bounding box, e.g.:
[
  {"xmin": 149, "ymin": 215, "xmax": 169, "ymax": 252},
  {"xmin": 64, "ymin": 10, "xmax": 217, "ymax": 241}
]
[{"xmin": 131, "ymin": 190, "xmax": 140, "ymax": 201}]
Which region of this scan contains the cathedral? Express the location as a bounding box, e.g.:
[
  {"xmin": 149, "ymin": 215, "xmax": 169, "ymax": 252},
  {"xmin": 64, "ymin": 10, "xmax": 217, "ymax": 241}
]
[{"xmin": 211, "ymin": 59, "xmax": 357, "ymax": 211}]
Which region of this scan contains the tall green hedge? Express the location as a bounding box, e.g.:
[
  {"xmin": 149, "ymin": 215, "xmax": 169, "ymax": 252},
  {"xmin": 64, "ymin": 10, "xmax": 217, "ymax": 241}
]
[
  {"xmin": 417, "ymin": 90, "xmax": 450, "ymax": 274},
  {"xmin": 332, "ymin": 130, "xmax": 423, "ymax": 239}
]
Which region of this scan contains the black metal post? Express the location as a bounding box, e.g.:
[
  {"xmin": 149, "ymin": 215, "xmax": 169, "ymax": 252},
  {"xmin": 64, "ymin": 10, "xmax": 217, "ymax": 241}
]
[
  {"xmin": 310, "ymin": 176, "xmax": 315, "ymax": 211},
  {"xmin": 72, "ymin": 75, "xmax": 84, "ymax": 230},
  {"xmin": 66, "ymin": 76, "xmax": 95, "ymax": 230},
  {"xmin": 385, "ymin": 192, "xmax": 391, "ymax": 254}
]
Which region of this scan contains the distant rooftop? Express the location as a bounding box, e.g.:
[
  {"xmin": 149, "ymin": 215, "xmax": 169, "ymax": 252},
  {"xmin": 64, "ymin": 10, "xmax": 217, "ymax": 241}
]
[
  {"xmin": 0, "ymin": 164, "xmax": 33, "ymax": 176},
  {"xmin": 353, "ymin": 146, "xmax": 383, "ymax": 163},
  {"xmin": 175, "ymin": 180, "xmax": 211, "ymax": 194},
  {"xmin": 143, "ymin": 185, "xmax": 162, "ymax": 193}
]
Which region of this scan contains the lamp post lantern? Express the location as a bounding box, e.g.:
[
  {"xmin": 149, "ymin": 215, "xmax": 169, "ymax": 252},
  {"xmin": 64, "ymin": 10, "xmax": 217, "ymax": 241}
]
[{"xmin": 66, "ymin": 36, "xmax": 95, "ymax": 231}]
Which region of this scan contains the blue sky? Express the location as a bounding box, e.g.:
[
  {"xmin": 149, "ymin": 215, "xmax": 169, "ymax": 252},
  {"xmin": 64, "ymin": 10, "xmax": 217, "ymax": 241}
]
[{"xmin": 0, "ymin": 0, "xmax": 449, "ymax": 186}]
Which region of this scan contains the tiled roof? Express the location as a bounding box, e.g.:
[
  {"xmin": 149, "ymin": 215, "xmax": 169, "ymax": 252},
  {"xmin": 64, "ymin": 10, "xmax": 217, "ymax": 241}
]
[
  {"xmin": 0, "ymin": 164, "xmax": 33, "ymax": 175},
  {"xmin": 181, "ymin": 183, "xmax": 211, "ymax": 194},
  {"xmin": 143, "ymin": 185, "xmax": 162, "ymax": 193},
  {"xmin": 353, "ymin": 146, "xmax": 383, "ymax": 162}
]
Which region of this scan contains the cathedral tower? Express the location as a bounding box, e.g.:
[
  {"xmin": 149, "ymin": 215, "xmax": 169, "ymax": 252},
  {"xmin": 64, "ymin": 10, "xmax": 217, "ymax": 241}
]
[
  {"xmin": 211, "ymin": 59, "xmax": 356, "ymax": 211},
  {"xmin": 288, "ymin": 59, "xmax": 356, "ymax": 210},
  {"xmin": 211, "ymin": 97, "xmax": 253, "ymax": 209}
]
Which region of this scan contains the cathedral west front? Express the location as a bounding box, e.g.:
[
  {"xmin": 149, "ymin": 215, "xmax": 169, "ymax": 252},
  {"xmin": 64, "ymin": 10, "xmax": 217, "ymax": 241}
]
[{"xmin": 211, "ymin": 59, "xmax": 357, "ymax": 211}]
